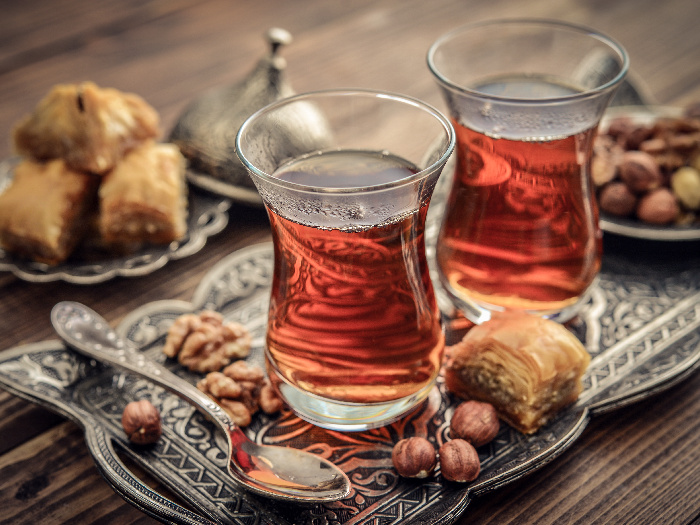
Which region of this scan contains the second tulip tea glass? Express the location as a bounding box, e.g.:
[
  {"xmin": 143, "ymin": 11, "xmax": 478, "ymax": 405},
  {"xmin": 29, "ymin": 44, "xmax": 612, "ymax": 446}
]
[
  {"xmin": 236, "ymin": 89, "xmax": 455, "ymax": 431},
  {"xmin": 428, "ymin": 19, "xmax": 629, "ymax": 324}
]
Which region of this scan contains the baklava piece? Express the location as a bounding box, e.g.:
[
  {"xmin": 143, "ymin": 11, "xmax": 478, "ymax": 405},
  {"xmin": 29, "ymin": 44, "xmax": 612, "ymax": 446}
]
[
  {"xmin": 74, "ymin": 211, "xmax": 144, "ymax": 259},
  {"xmin": 99, "ymin": 141, "xmax": 188, "ymax": 244},
  {"xmin": 445, "ymin": 313, "xmax": 590, "ymax": 434},
  {"xmin": 0, "ymin": 159, "xmax": 99, "ymax": 265},
  {"xmin": 12, "ymin": 81, "xmax": 160, "ymax": 174}
]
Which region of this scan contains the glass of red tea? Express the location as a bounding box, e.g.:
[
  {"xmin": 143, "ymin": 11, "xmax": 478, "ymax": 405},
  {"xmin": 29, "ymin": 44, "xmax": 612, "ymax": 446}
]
[
  {"xmin": 236, "ymin": 89, "xmax": 455, "ymax": 430},
  {"xmin": 427, "ymin": 19, "xmax": 628, "ymax": 324}
]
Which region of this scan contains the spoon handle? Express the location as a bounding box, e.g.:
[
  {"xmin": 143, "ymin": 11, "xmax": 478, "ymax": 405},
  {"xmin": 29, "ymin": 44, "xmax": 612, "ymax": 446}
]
[{"xmin": 51, "ymin": 301, "xmax": 235, "ymax": 434}]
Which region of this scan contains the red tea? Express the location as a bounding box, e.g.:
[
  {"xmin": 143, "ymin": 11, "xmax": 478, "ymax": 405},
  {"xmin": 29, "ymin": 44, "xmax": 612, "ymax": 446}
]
[
  {"xmin": 436, "ymin": 120, "xmax": 602, "ymax": 316},
  {"xmin": 266, "ymin": 151, "xmax": 444, "ymax": 404}
]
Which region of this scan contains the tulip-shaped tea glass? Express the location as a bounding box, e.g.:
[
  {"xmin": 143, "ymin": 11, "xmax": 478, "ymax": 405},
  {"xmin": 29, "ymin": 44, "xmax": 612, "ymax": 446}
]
[
  {"xmin": 236, "ymin": 89, "xmax": 455, "ymax": 431},
  {"xmin": 428, "ymin": 19, "xmax": 629, "ymax": 324}
]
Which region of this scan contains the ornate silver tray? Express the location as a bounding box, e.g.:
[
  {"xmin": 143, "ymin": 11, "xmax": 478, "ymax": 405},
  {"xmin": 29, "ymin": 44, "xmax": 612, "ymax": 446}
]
[
  {"xmin": 0, "ymin": 158, "xmax": 232, "ymax": 284},
  {"xmin": 1, "ymin": 236, "xmax": 699, "ymax": 524}
]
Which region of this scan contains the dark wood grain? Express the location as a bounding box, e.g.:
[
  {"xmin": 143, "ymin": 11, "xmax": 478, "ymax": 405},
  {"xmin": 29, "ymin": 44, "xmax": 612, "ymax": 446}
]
[
  {"xmin": 467, "ymin": 371, "xmax": 700, "ymax": 525},
  {"xmin": 0, "ymin": 421, "xmax": 164, "ymax": 524},
  {"xmin": 1, "ymin": 0, "xmax": 699, "ymax": 523},
  {"xmin": 0, "ymin": 392, "xmax": 64, "ymax": 456}
]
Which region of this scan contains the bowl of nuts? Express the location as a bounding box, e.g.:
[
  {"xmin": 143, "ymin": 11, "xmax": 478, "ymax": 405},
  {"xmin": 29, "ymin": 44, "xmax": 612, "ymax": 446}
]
[{"xmin": 593, "ymin": 104, "xmax": 700, "ymax": 240}]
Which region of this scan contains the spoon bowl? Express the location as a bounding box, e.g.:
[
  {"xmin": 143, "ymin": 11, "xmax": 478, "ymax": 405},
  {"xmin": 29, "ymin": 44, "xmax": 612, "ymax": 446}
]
[{"xmin": 51, "ymin": 301, "xmax": 351, "ymax": 503}]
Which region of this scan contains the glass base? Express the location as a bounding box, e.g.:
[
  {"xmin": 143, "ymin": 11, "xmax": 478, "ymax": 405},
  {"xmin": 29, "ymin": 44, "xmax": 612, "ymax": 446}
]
[
  {"xmin": 271, "ymin": 370, "xmax": 437, "ymax": 432},
  {"xmin": 441, "ymin": 276, "xmax": 599, "ymax": 325}
]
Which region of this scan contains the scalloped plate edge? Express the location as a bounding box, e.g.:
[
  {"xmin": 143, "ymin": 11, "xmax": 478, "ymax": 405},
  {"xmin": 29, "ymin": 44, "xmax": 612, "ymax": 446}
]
[{"xmin": 0, "ymin": 157, "xmax": 234, "ymax": 284}]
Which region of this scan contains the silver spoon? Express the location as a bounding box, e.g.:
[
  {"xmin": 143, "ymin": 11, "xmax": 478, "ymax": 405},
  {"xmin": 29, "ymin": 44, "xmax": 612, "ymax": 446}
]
[{"xmin": 51, "ymin": 301, "xmax": 350, "ymax": 503}]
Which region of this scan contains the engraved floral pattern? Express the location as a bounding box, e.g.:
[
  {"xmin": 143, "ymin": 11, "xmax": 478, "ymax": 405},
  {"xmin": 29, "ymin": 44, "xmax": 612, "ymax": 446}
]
[{"xmin": 0, "ymin": 240, "xmax": 698, "ymax": 524}]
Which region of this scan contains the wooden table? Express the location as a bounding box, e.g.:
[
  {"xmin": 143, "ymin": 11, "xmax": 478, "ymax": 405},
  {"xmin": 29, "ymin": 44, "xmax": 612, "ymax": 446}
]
[{"xmin": 1, "ymin": 1, "xmax": 699, "ymax": 523}]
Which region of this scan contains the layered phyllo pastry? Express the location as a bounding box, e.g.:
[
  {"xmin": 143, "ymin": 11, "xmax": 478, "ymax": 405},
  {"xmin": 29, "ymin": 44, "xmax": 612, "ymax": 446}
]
[
  {"xmin": 0, "ymin": 82, "xmax": 188, "ymax": 265},
  {"xmin": 445, "ymin": 312, "xmax": 590, "ymax": 434},
  {"xmin": 99, "ymin": 141, "xmax": 187, "ymax": 244},
  {"xmin": 0, "ymin": 159, "xmax": 99, "ymax": 264},
  {"xmin": 13, "ymin": 81, "xmax": 160, "ymax": 174}
]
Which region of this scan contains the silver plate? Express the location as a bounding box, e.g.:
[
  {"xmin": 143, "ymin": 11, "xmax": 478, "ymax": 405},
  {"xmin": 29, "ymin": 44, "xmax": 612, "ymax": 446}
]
[
  {"xmin": 0, "ymin": 158, "xmax": 232, "ymax": 284},
  {"xmin": 186, "ymin": 167, "xmax": 263, "ymax": 207},
  {"xmin": 598, "ymin": 106, "xmax": 700, "ymax": 241},
  {"xmin": 600, "ymin": 214, "xmax": 700, "ymax": 241},
  {"xmin": 1, "ymin": 233, "xmax": 699, "ymax": 524}
]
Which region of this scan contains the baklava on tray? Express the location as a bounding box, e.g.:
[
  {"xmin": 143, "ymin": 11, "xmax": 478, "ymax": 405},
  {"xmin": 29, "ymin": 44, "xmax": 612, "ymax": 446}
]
[
  {"xmin": 1, "ymin": 82, "xmax": 189, "ymax": 265},
  {"xmin": 99, "ymin": 141, "xmax": 188, "ymax": 244},
  {"xmin": 0, "ymin": 159, "xmax": 99, "ymax": 265},
  {"xmin": 12, "ymin": 81, "xmax": 160, "ymax": 174},
  {"xmin": 445, "ymin": 312, "xmax": 590, "ymax": 434}
]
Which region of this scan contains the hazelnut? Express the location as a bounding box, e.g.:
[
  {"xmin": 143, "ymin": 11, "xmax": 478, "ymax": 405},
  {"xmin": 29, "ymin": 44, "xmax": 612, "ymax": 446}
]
[
  {"xmin": 636, "ymin": 188, "xmax": 680, "ymax": 225},
  {"xmin": 122, "ymin": 400, "xmax": 162, "ymax": 445},
  {"xmin": 439, "ymin": 439, "xmax": 480, "ymax": 483},
  {"xmin": 392, "ymin": 437, "xmax": 437, "ymax": 479},
  {"xmin": 671, "ymin": 166, "xmax": 700, "ymax": 210},
  {"xmin": 450, "ymin": 400, "xmax": 500, "ymax": 447},
  {"xmin": 619, "ymin": 151, "xmax": 662, "ymax": 194},
  {"xmin": 599, "ymin": 182, "xmax": 637, "ymax": 217}
]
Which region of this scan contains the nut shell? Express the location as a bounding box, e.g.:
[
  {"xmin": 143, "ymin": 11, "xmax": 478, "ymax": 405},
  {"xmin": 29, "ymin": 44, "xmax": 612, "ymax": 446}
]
[
  {"xmin": 392, "ymin": 437, "xmax": 437, "ymax": 479},
  {"xmin": 450, "ymin": 400, "xmax": 500, "ymax": 447},
  {"xmin": 439, "ymin": 439, "xmax": 480, "ymax": 483},
  {"xmin": 636, "ymin": 188, "xmax": 680, "ymax": 225},
  {"xmin": 618, "ymin": 151, "xmax": 662, "ymax": 194},
  {"xmin": 121, "ymin": 400, "xmax": 162, "ymax": 445},
  {"xmin": 599, "ymin": 182, "xmax": 637, "ymax": 217}
]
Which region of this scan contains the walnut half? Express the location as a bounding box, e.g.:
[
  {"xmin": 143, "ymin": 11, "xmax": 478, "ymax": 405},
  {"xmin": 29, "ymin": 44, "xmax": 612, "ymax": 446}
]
[
  {"xmin": 163, "ymin": 310, "xmax": 251, "ymax": 372},
  {"xmin": 197, "ymin": 360, "xmax": 284, "ymax": 427}
]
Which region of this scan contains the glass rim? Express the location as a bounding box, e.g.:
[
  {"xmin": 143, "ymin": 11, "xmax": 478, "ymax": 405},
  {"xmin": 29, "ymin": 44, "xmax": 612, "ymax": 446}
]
[
  {"xmin": 426, "ymin": 18, "xmax": 630, "ymax": 104},
  {"xmin": 235, "ymin": 88, "xmax": 456, "ymax": 195}
]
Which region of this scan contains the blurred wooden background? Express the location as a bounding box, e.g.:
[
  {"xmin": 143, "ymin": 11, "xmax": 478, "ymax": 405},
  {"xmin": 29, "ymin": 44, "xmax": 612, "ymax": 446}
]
[{"xmin": 1, "ymin": 1, "xmax": 699, "ymax": 523}]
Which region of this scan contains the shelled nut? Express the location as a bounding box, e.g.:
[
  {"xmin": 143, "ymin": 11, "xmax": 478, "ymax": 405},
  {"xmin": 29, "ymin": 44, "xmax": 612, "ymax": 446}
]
[
  {"xmin": 439, "ymin": 439, "xmax": 480, "ymax": 483},
  {"xmin": 392, "ymin": 437, "xmax": 438, "ymax": 479},
  {"xmin": 121, "ymin": 400, "xmax": 162, "ymax": 445}
]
